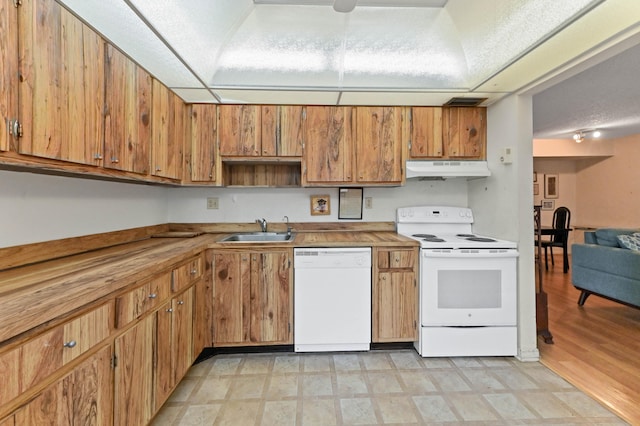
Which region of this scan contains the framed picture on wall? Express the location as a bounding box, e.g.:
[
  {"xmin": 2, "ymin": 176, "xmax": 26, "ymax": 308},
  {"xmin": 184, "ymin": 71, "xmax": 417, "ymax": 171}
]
[
  {"xmin": 310, "ymin": 195, "xmax": 330, "ymax": 215},
  {"xmin": 533, "ymin": 183, "xmax": 539, "ymax": 195},
  {"xmin": 541, "ymin": 200, "xmax": 555, "ymax": 211},
  {"xmin": 544, "ymin": 174, "xmax": 559, "ymax": 199}
]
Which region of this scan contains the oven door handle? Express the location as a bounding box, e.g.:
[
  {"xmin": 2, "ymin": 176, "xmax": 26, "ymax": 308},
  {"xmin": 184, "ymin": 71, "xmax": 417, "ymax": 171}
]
[{"xmin": 422, "ymin": 250, "xmax": 519, "ymax": 258}]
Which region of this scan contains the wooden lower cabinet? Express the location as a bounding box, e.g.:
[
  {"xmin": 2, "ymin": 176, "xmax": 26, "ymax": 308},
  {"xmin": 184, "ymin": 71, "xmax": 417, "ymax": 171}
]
[
  {"xmin": 15, "ymin": 345, "xmax": 113, "ymax": 426},
  {"xmin": 114, "ymin": 314, "xmax": 155, "ymax": 426},
  {"xmin": 155, "ymin": 286, "xmax": 194, "ymax": 410},
  {"xmin": 372, "ymin": 247, "xmax": 418, "ymax": 342},
  {"xmin": 213, "ymin": 249, "xmax": 292, "ymax": 346}
]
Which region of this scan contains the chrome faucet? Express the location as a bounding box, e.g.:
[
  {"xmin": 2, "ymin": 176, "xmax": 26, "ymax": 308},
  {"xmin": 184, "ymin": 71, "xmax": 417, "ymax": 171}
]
[
  {"xmin": 256, "ymin": 218, "xmax": 267, "ymax": 232},
  {"xmin": 283, "ymin": 215, "xmax": 292, "ymax": 237}
]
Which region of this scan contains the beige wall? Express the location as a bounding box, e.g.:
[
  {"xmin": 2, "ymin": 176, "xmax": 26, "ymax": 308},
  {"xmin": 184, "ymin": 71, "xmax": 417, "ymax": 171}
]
[
  {"xmin": 534, "ymin": 133, "xmax": 640, "ymax": 247},
  {"xmin": 576, "ymin": 133, "xmax": 640, "ymax": 228}
]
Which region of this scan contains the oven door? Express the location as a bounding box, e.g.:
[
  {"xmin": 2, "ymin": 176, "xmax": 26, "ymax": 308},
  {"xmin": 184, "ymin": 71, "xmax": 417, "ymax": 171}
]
[{"xmin": 420, "ymin": 249, "xmax": 518, "ymax": 326}]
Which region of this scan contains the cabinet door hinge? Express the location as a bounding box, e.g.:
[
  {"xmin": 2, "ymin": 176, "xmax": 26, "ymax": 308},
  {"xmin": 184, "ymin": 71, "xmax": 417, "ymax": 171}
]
[
  {"xmin": 13, "ymin": 0, "xmax": 21, "ymax": 7},
  {"xmin": 111, "ymin": 354, "xmax": 118, "ymax": 368},
  {"xmin": 8, "ymin": 119, "xmax": 23, "ymax": 138}
]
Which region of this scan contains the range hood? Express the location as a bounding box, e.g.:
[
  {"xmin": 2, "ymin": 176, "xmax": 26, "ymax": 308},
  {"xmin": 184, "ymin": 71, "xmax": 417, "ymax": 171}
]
[{"xmin": 406, "ymin": 160, "xmax": 491, "ymax": 179}]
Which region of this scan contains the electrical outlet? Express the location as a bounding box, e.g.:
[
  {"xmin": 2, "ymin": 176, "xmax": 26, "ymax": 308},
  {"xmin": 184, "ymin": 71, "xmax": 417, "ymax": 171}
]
[
  {"xmin": 365, "ymin": 197, "xmax": 373, "ymax": 209},
  {"xmin": 206, "ymin": 197, "xmax": 219, "ymax": 209}
]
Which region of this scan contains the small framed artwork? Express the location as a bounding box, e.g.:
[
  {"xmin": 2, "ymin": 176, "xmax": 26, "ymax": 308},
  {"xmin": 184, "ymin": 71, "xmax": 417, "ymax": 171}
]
[
  {"xmin": 541, "ymin": 200, "xmax": 555, "ymax": 211},
  {"xmin": 544, "ymin": 174, "xmax": 559, "ymax": 199},
  {"xmin": 338, "ymin": 187, "xmax": 363, "ymax": 220},
  {"xmin": 310, "ymin": 194, "xmax": 330, "ymax": 216},
  {"xmin": 533, "ymin": 183, "xmax": 539, "ymax": 195}
]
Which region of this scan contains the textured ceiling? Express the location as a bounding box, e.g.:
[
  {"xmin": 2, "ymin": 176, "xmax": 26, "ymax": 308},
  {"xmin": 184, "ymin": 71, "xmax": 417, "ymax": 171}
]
[{"xmin": 533, "ymin": 41, "xmax": 640, "ymax": 140}]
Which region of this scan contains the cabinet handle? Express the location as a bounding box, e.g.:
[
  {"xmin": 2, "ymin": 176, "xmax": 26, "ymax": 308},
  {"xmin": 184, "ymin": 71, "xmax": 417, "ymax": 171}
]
[
  {"xmin": 191, "ymin": 268, "xmax": 197, "ymax": 275},
  {"xmin": 148, "ymin": 293, "xmax": 157, "ymax": 299},
  {"xmin": 155, "ymin": 167, "xmax": 162, "ymax": 172},
  {"xmin": 111, "ymin": 157, "xmax": 119, "ymax": 163},
  {"xmin": 94, "ymin": 153, "xmax": 103, "ymax": 160},
  {"xmin": 166, "ymin": 308, "xmax": 173, "ymax": 313},
  {"xmin": 178, "ymin": 300, "xmax": 184, "ymax": 305},
  {"xmin": 63, "ymin": 340, "xmax": 77, "ymax": 348}
]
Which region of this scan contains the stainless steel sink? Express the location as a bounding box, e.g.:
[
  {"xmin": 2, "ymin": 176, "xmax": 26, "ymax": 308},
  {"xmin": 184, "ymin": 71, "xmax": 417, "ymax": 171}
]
[{"xmin": 218, "ymin": 232, "xmax": 295, "ymax": 243}]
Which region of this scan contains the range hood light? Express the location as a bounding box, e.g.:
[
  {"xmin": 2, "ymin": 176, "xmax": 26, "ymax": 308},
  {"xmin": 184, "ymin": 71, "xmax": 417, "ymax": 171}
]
[
  {"xmin": 406, "ymin": 160, "xmax": 491, "ymax": 179},
  {"xmin": 333, "ymin": 0, "xmax": 357, "ymax": 12}
]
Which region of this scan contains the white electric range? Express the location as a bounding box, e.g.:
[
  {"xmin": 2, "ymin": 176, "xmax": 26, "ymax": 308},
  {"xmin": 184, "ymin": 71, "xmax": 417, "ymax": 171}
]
[{"xmin": 396, "ymin": 206, "xmax": 519, "ymax": 357}]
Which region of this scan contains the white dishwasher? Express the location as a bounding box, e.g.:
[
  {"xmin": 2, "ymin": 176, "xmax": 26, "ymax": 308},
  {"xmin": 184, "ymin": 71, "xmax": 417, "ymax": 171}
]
[{"xmin": 294, "ymin": 247, "xmax": 372, "ymax": 352}]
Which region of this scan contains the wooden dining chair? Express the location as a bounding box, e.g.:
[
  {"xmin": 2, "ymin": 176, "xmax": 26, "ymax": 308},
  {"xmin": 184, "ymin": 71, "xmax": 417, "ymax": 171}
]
[{"xmin": 541, "ymin": 206, "xmax": 571, "ymax": 273}]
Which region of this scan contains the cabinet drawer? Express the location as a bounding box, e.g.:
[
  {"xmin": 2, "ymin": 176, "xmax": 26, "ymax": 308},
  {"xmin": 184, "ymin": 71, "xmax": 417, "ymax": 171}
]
[
  {"xmin": 377, "ymin": 249, "xmax": 416, "ymax": 269},
  {"xmin": 115, "ymin": 273, "xmax": 171, "ymax": 328},
  {"xmin": 19, "ymin": 303, "xmax": 113, "ymax": 391},
  {"xmin": 172, "ymin": 256, "xmax": 202, "ymax": 293}
]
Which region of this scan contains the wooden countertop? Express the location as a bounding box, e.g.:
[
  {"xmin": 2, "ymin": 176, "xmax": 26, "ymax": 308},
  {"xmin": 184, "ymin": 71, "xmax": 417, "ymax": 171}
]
[{"xmin": 0, "ymin": 228, "xmax": 417, "ymax": 345}]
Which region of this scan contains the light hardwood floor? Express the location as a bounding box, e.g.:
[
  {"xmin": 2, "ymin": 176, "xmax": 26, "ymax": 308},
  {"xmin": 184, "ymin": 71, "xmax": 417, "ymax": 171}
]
[{"xmin": 538, "ymin": 254, "xmax": 640, "ymax": 425}]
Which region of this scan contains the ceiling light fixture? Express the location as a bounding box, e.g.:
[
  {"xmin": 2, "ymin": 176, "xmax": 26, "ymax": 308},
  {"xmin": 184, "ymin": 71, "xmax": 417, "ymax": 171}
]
[
  {"xmin": 333, "ymin": 0, "xmax": 357, "ymax": 12},
  {"xmin": 572, "ymin": 129, "xmax": 601, "ymax": 143},
  {"xmin": 573, "ymin": 131, "xmax": 585, "ymax": 143}
]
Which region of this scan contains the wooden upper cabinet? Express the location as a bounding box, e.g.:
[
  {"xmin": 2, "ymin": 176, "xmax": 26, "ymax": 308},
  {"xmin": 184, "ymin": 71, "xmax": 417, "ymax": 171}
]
[
  {"xmin": 355, "ymin": 106, "xmax": 403, "ymax": 184},
  {"xmin": 262, "ymin": 105, "xmax": 304, "ymax": 157},
  {"xmin": 104, "ymin": 44, "xmax": 151, "ymax": 174},
  {"xmin": 218, "ymin": 104, "xmax": 303, "ymax": 157},
  {"xmin": 218, "ymin": 104, "xmax": 261, "ymax": 156},
  {"xmin": 151, "ymin": 79, "xmax": 184, "ymax": 179},
  {"xmin": 1, "ymin": 0, "xmax": 18, "ymax": 153},
  {"xmin": 443, "ymin": 107, "xmax": 486, "ymax": 159},
  {"xmin": 189, "ymin": 104, "xmax": 219, "ymax": 182},
  {"xmin": 18, "ymin": 0, "xmax": 105, "ymax": 165},
  {"xmin": 302, "ymin": 106, "xmax": 354, "ymax": 185},
  {"xmin": 408, "ymin": 107, "xmax": 444, "ymax": 158}
]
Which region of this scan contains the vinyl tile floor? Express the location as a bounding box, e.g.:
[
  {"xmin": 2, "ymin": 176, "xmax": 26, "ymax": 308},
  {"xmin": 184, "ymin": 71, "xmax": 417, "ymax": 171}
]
[{"xmin": 151, "ymin": 350, "xmax": 627, "ymax": 425}]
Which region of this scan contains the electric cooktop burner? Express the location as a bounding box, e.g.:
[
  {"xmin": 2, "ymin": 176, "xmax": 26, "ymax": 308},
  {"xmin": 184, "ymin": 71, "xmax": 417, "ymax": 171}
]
[
  {"xmin": 423, "ymin": 237, "xmax": 445, "ymax": 242},
  {"xmin": 412, "ymin": 234, "xmax": 437, "ymax": 238},
  {"xmin": 456, "ymin": 233, "xmax": 476, "ymax": 238},
  {"xmin": 466, "ymin": 237, "xmax": 497, "ymax": 242}
]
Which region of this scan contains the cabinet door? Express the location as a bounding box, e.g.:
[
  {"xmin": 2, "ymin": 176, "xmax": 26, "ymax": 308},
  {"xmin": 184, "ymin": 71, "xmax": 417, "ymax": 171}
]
[
  {"xmin": 114, "ymin": 314, "xmax": 154, "ymax": 426},
  {"xmin": 154, "ymin": 300, "xmax": 173, "ymax": 411},
  {"xmin": 193, "ymin": 275, "xmax": 213, "ymax": 355},
  {"xmin": 154, "ymin": 287, "xmax": 195, "ymax": 411},
  {"xmin": 408, "ymin": 107, "xmax": 444, "ymax": 158},
  {"xmin": 151, "ymin": 80, "xmax": 184, "ymax": 179},
  {"xmin": 443, "ymin": 107, "xmax": 486, "ymax": 159},
  {"xmin": 374, "ymin": 271, "xmax": 417, "ymax": 342},
  {"xmin": 15, "ymin": 345, "xmax": 113, "ymax": 426},
  {"xmin": 18, "ymin": 0, "xmax": 104, "ymax": 165},
  {"xmin": 355, "ymin": 106, "xmax": 403, "ymax": 184},
  {"xmin": 189, "ymin": 104, "xmax": 218, "ymax": 182},
  {"xmin": 173, "ymin": 287, "xmax": 194, "ymax": 382},
  {"xmin": 303, "ymin": 106, "xmax": 354, "ymax": 185},
  {"xmin": 249, "ymin": 250, "xmax": 292, "ymax": 344},
  {"xmin": 104, "ymin": 44, "xmax": 151, "ymax": 174},
  {"xmin": 218, "ymin": 104, "xmax": 261, "ymax": 156},
  {"xmin": 213, "ymin": 252, "xmax": 251, "ymax": 344},
  {"xmin": 1, "ymin": 0, "xmax": 18, "ymax": 153},
  {"xmin": 373, "ymin": 248, "xmax": 418, "ymax": 343},
  {"xmin": 262, "ymin": 105, "xmax": 304, "ymax": 157}
]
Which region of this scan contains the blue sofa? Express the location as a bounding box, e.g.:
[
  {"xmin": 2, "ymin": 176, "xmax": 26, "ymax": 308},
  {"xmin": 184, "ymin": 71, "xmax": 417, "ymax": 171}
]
[{"xmin": 571, "ymin": 228, "xmax": 640, "ymax": 308}]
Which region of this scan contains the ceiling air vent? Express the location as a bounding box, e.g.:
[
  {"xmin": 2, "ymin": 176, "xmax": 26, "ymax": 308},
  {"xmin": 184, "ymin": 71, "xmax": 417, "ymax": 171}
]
[{"xmin": 444, "ymin": 97, "xmax": 487, "ymax": 107}]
